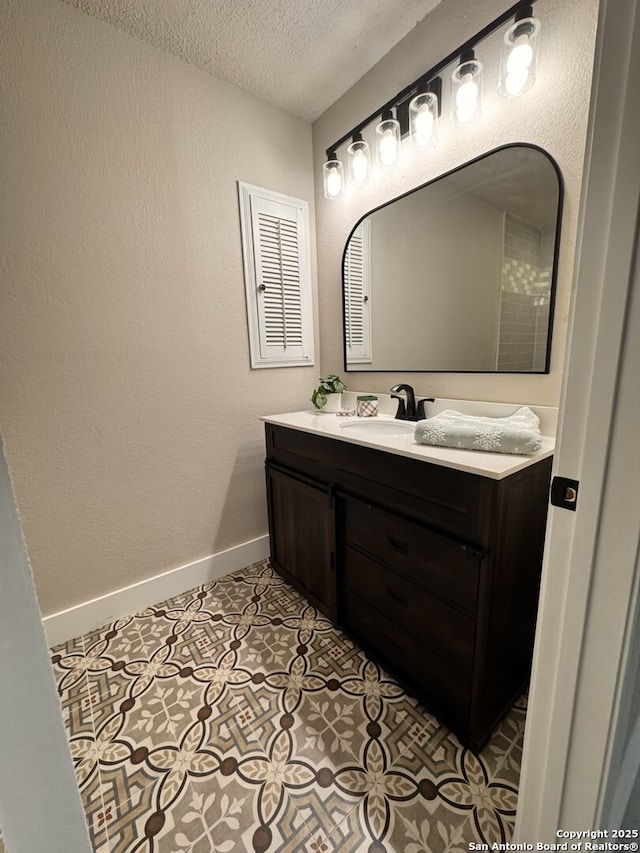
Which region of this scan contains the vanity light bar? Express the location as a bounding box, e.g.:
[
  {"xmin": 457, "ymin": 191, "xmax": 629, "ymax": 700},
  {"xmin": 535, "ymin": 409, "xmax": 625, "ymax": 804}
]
[{"xmin": 323, "ymin": 0, "xmax": 540, "ymax": 197}]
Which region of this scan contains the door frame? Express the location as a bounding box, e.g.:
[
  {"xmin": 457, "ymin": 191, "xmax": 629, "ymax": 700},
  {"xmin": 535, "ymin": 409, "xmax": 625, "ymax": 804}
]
[{"xmin": 516, "ymin": 0, "xmax": 640, "ymax": 837}]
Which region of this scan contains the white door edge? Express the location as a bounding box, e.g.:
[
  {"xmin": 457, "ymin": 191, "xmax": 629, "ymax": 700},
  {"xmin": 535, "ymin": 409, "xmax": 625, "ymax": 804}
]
[{"xmin": 516, "ymin": 0, "xmax": 640, "ymax": 838}]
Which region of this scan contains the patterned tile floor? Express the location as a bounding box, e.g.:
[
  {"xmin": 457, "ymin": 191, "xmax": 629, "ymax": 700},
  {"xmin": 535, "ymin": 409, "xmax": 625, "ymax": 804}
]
[{"xmin": 51, "ymin": 560, "xmax": 526, "ymax": 852}]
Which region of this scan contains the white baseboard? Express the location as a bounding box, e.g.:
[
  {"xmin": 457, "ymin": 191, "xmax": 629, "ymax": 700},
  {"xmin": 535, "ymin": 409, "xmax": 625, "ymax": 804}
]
[{"xmin": 43, "ymin": 535, "xmax": 270, "ymax": 647}]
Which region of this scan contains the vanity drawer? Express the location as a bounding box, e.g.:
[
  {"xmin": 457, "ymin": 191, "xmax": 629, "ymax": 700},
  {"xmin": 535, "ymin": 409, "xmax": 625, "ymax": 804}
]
[
  {"xmin": 342, "ymin": 545, "xmax": 475, "ymax": 673},
  {"xmin": 266, "ymin": 424, "xmax": 493, "ymax": 545},
  {"xmin": 342, "ymin": 589, "xmax": 470, "ymax": 723},
  {"xmin": 341, "ymin": 496, "xmax": 481, "ymax": 613}
]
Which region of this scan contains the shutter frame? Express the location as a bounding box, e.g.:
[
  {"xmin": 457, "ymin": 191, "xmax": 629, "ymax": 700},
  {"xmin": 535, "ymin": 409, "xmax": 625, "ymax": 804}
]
[
  {"xmin": 239, "ymin": 182, "xmax": 315, "ymax": 369},
  {"xmin": 344, "ymin": 220, "xmax": 372, "ymax": 364}
]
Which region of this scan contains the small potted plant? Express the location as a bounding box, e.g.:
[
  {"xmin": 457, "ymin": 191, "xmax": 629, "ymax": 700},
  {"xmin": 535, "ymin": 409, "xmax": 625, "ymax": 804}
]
[{"xmin": 311, "ymin": 374, "xmax": 347, "ymax": 412}]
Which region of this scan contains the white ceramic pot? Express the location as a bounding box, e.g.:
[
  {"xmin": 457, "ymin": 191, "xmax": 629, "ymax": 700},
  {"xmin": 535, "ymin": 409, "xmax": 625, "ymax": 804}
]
[{"xmin": 320, "ymin": 392, "xmax": 342, "ymax": 413}]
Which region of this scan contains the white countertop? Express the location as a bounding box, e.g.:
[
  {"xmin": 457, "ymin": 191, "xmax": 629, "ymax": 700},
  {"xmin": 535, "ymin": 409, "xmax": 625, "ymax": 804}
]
[{"xmin": 261, "ymin": 410, "xmax": 555, "ymax": 480}]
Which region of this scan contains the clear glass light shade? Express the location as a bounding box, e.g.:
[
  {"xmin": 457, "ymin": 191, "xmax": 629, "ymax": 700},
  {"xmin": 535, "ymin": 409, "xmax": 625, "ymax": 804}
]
[
  {"xmin": 451, "ymin": 58, "xmax": 483, "ymax": 126},
  {"xmin": 409, "ymin": 93, "xmax": 438, "ymax": 148},
  {"xmin": 498, "ymin": 17, "xmax": 540, "ymax": 97},
  {"xmin": 347, "ymin": 139, "xmax": 371, "ymax": 185},
  {"xmin": 323, "ymin": 159, "xmax": 344, "ymax": 199},
  {"xmin": 375, "ymin": 118, "xmax": 401, "ymax": 168}
]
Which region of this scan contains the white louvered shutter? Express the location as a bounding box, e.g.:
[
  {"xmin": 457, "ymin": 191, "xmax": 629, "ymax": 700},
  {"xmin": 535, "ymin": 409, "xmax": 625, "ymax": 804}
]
[
  {"xmin": 344, "ymin": 220, "xmax": 372, "ymax": 363},
  {"xmin": 239, "ymin": 184, "xmax": 315, "ymax": 368}
]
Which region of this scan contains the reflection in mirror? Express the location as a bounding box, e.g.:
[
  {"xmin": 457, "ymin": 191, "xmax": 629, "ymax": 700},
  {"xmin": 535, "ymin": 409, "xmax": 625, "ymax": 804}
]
[{"xmin": 343, "ymin": 144, "xmax": 562, "ymax": 373}]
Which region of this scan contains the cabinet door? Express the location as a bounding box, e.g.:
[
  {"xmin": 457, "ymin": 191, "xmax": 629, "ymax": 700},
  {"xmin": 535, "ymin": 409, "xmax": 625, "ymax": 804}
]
[{"xmin": 266, "ymin": 463, "xmax": 336, "ymax": 621}]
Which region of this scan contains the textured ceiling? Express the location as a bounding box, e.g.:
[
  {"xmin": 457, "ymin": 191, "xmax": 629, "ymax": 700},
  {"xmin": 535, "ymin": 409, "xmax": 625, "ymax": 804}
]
[{"xmin": 63, "ymin": 0, "xmax": 442, "ymax": 121}]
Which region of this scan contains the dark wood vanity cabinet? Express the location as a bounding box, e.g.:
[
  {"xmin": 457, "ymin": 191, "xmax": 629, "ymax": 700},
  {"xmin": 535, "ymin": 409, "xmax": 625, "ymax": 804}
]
[
  {"xmin": 264, "ymin": 423, "xmax": 552, "ymax": 751},
  {"xmin": 265, "ymin": 463, "xmax": 337, "ymax": 622}
]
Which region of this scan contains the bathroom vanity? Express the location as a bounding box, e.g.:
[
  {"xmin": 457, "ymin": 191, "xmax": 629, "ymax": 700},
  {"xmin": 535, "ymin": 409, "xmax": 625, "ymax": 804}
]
[{"xmin": 262, "ymin": 411, "xmax": 554, "ymax": 751}]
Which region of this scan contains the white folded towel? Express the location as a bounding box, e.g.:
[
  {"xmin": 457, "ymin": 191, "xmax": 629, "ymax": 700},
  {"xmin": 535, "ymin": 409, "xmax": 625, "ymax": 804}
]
[{"xmin": 414, "ymin": 406, "xmax": 542, "ymax": 455}]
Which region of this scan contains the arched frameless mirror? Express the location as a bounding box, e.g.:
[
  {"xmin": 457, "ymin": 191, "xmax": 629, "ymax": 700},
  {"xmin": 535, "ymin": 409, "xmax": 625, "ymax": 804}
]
[{"xmin": 342, "ymin": 144, "xmax": 563, "ymax": 373}]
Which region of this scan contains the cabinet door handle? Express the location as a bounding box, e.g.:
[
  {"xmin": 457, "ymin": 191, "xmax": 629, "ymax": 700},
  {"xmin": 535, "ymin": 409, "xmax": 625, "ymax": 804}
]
[
  {"xmin": 388, "ymin": 535, "xmax": 408, "ymax": 553},
  {"xmin": 385, "ymin": 587, "xmax": 408, "ymax": 608},
  {"xmin": 385, "ymin": 634, "xmax": 407, "ymax": 655}
]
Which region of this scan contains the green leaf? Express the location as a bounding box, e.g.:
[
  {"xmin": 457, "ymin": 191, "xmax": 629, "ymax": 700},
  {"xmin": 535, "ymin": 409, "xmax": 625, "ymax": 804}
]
[{"xmin": 311, "ymin": 390, "xmax": 327, "ymax": 409}]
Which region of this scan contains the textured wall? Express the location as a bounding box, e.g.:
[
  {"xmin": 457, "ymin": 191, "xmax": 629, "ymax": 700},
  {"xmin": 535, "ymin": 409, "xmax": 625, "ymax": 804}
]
[
  {"xmin": 0, "ymin": 0, "xmax": 317, "ymax": 616},
  {"xmin": 313, "ymin": 0, "xmax": 599, "ymax": 406}
]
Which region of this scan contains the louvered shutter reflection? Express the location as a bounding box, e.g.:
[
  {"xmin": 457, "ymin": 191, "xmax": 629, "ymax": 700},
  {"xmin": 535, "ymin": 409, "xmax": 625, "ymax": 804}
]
[{"xmin": 344, "ymin": 221, "xmax": 372, "ymax": 363}]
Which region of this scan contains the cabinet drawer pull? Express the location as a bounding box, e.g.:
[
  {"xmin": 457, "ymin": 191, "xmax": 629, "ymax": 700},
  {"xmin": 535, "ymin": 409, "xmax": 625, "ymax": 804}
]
[
  {"xmin": 388, "ymin": 535, "xmax": 408, "ymax": 553},
  {"xmin": 385, "ymin": 587, "xmax": 408, "ymax": 608},
  {"xmin": 385, "ymin": 634, "xmax": 407, "ymax": 655}
]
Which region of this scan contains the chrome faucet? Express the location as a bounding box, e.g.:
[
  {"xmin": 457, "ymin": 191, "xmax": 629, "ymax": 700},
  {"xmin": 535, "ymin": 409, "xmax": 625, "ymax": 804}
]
[{"xmin": 390, "ymin": 384, "xmax": 435, "ymax": 421}]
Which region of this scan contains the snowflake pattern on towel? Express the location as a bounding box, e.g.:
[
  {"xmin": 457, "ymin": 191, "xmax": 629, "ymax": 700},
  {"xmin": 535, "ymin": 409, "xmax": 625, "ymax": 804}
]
[
  {"xmin": 473, "ymin": 427, "xmax": 503, "ymax": 451},
  {"xmin": 420, "ymin": 422, "xmax": 448, "ymax": 444}
]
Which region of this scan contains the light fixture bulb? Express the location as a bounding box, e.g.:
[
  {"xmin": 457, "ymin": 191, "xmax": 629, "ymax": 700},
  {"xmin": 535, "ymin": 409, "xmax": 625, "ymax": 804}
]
[
  {"xmin": 415, "ymin": 105, "xmax": 434, "ymax": 136},
  {"xmin": 375, "ymin": 113, "xmax": 401, "ymax": 169},
  {"xmin": 451, "ymin": 52, "xmax": 483, "ymax": 126},
  {"xmin": 347, "ymin": 135, "xmax": 371, "ymax": 185},
  {"xmin": 507, "ymin": 37, "xmax": 534, "ymax": 73},
  {"xmin": 498, "ymin": 11, "xmax": 540, "ymax": 98},
  {"xmin": 504, "ymin": 36, "xmax": 534, "ymax": 95},
  {"xmin": 323, "ymin": 154, "xmax": 344, "ymax": 200},
  {"xmin": 352, "ymin": 150, "xmax": 367, "ymax": 182},
  {"xmin": 456, "ymin": 74, "xmax": 479, "ymax": 124},
  {"xmin": 379, "ymin": 129, "xmax": 397, "ymax": 166},
  {"xmin": 415, "ymin": 112, "xmax": 434, "ymax": 147},
  {"xmin": 504, "ymin": 68, "xmax": 529, "ymax": 96},
  {"xmin": 326, "ymin": 169, "xmax": 342, "ymax": 198},
  {"xmin": 409, "ymin": 91, "xmax": 438, "ymax": 149}
]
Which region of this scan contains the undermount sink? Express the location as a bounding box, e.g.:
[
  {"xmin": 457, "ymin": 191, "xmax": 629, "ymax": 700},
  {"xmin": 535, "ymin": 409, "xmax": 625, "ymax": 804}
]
[{"xmin": 338, "ymin": 418, "xmax": 415, "ymax": 436}]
